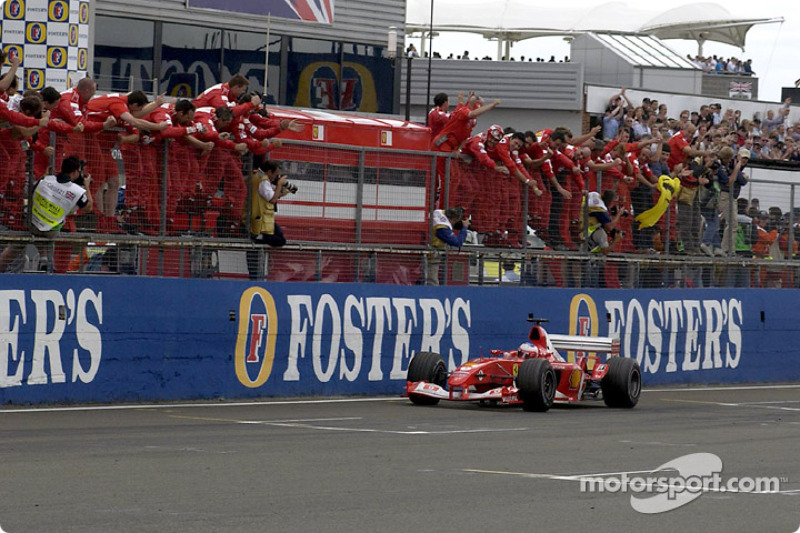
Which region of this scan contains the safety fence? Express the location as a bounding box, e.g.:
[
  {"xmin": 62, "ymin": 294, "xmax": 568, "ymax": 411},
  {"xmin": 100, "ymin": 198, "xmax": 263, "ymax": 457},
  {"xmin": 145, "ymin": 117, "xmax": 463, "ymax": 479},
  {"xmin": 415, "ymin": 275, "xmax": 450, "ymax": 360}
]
[
  {"xmin": 3, "ymin": 231, "xmax": 800, "ymax": 289},
  {"xmin": 2, "ymin": 133, "xmax": 800, "ymax": 286}
]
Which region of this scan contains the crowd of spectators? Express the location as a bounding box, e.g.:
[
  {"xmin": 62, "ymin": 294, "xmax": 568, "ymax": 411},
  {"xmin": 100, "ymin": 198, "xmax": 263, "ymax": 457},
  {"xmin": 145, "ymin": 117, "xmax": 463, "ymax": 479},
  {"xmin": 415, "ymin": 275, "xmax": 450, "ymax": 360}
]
[
  {"xmin": 414, "ymin": 49, "xmax": 572, "ymax": 63},
  {"xmin": 687, "ymin": 55, "xmax": 755, "ymax": 76},
  {"xmin": 428, "ymin": 87, "xmax": 799, "ymax": 287}
]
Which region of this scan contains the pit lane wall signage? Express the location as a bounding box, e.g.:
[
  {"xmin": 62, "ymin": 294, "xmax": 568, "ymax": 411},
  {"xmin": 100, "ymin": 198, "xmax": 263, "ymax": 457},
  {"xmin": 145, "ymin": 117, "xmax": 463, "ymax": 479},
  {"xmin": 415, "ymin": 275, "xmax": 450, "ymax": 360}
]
[
  {"xmin": 1, "ymin": 0, "xmax": 91, "ymax": 91},
  {"xmin": 1, "ymin": 276, "xmax": 799, "ymax": 404}
]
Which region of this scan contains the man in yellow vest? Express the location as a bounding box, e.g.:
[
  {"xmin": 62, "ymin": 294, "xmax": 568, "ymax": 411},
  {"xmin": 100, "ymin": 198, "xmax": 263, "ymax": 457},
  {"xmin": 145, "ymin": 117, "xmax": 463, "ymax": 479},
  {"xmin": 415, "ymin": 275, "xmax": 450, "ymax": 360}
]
[
  {"xmin": 426, "ymin": 206, "xmax": 470, "ymax": 285},
  {"xmin": 0, "ymin": 156, "xmax": 93, "ymax": 271},
  {"xmin": 246, "ymin": 159, "xmax": 290, "ymax": 279}
]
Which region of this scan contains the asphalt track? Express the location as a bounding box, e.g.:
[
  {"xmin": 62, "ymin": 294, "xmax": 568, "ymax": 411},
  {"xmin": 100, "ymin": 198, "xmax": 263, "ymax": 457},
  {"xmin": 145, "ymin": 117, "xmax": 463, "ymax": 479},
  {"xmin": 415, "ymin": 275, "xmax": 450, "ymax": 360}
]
[{"xmin": 1, "ymin": 385, "xmax": 799, "ymax": 533}]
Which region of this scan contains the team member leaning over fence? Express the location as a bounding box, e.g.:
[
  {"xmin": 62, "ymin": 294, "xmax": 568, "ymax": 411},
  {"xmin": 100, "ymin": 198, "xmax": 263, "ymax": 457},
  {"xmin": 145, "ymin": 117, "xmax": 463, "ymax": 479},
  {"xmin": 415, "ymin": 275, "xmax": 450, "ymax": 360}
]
[
  {"xmin": 0, "ymin": 95, "xmax": 51, "ymax": 232},
  {"xmin": 193, "ymin": 106, "xmax": 248, "ymax": 236},
  {"xmin": 84, "ymin": 91, "xmax": 169, "ymax": 233},
  {"xmin": 192, "ymin": 74, "xmax": 256, "ymax": 118},
  {"xmin": 431, "ymin": 93, "xmax": 500, "ymax": 208},
  {"xmin": 129, "ymin": 99, "xmax": 212, "ymax": 234}
]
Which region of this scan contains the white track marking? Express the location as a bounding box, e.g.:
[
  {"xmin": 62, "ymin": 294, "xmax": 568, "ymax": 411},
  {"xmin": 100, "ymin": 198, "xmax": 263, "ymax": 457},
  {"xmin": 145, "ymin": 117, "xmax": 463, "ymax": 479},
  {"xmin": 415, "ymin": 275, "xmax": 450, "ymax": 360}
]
[
  {"xmin": 0, "ymin": 396, "xmax": 406, "ymax": 414},
  {"xmin": 664, "ymin": 398, "xmax": 800, "ymax": 412},
  {"xmin": 618, "ymin": 440, "xmax": 698, "ymax": 447},
  {"xmin": 647, "ymin": 384, "xmax": 800, "ymax": 392},
  {"xmin": 239, "ymin": 421, "xmax": 530, "ymax": 435},
  {"xmin": 167, "ymin": 413, "xmax": 529, "ymax": 435},
  {"xmin": 0, "ymin": 383, "xmax": 798, "ymax": 414},
  {"xmin": 464, "ymin": 468, "xmax": 800, "ymax": 495}
]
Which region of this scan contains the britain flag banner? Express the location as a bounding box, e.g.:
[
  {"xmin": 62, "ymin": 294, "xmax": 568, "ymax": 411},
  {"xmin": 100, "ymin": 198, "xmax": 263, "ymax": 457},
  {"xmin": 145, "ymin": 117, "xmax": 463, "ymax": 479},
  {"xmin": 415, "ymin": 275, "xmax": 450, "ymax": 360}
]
[
  {"xmin": 1, "ymin": 0, "xmax": 91, "ymax": 91},
  {"xmin": 188, "ymin": 0, "xmax": 333, "ymax": 24},
  {"xmin": 729, "ymin": 81, "xmax": 753, "ymax": 100}
]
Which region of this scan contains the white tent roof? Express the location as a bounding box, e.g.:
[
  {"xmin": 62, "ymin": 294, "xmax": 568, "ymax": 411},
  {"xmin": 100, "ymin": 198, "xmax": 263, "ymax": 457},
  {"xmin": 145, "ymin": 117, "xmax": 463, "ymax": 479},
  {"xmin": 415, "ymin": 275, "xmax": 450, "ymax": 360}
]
[{"xmin": 405, "ymin": 1, "xmax": 783, "ymax": 50}]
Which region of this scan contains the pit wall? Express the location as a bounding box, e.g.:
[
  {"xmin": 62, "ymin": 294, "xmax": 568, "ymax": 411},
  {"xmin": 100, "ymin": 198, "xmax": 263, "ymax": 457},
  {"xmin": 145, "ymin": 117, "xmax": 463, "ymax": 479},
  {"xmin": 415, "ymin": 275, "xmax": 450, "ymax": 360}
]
[{"xmin": 1, "ymin": 275, "xmax": 798, "ymax": 404}]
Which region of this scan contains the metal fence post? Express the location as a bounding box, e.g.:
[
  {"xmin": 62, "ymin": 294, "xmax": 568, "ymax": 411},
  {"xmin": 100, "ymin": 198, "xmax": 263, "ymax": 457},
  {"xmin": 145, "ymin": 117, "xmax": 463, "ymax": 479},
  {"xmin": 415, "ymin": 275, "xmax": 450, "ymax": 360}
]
[
  {"xmin": 521, "ymin": 184, "xmax": 529, "ymax": 250},
  {"xmin": 160, "ymin": 142, "xmax": 169, "ymax": 236},
  {"xmin": 356, "ymin": 149, "xmax": 365, "ymax": 244},
  {"xmin": 443, "ymin": 156, "xmax": 451, "ymax": 209}
]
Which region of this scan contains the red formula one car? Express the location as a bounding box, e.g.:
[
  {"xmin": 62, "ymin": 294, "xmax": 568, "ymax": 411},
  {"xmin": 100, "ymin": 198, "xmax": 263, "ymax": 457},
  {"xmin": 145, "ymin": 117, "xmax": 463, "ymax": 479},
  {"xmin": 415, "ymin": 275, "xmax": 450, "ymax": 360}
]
[{"xmin": 406, "ymin": 315, "xmax": 641, "ymax": 411}]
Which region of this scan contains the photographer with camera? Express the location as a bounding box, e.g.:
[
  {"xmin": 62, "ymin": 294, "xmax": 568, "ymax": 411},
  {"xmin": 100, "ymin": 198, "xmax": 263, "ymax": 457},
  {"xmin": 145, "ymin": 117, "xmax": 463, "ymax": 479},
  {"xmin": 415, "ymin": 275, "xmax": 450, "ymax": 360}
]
[
  {"xmin": 698, "ymin": 154, "xmax": 725, "ymax": 257},
  {"xmin": 426, "ymin": 206, "xmax": 470, "ymax": 286},
  {"xmin": 717, "ymin": 147, "xmax": 750, "ymax": 255},
  {"xmin": 246, "ymin": 159, "xmax": 295, "ymax": 279},
  {"xmin": 584, "ymin": 191, "xmax": 624, "ymax": 288},
  {"xmin": 0, "ymin": 156, "xmax": 93, "ymax": 272},
  {"xmin": 675, "ymin": 154, "xmax": 712, "ymax": 255}
]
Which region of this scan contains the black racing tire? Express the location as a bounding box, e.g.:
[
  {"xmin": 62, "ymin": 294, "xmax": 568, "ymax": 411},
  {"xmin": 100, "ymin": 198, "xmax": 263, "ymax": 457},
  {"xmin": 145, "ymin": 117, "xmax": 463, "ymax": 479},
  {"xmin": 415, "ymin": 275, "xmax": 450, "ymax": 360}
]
[
  {"xmin": 407, "ymin": 351, "xmax": 447, "ymax": 406},
  {"xmin": 517, "ymin": 358, "xmax": 556, "ymax": 412},
  {"xmin": 601, "ymin": 357, "xmax": 642, "ymax": 408}
]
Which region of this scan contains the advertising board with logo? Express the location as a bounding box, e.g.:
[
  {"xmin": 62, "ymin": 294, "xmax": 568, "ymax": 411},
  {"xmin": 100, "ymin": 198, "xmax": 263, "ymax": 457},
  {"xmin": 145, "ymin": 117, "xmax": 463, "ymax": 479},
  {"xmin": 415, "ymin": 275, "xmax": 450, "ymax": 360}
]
[
  {"xmin": 1, "ymin": 275, "xmax": 798, "ymax": 405},
  {"xmin": 1, "ymin": 0, "xmax": 90, "ymax": 91}
]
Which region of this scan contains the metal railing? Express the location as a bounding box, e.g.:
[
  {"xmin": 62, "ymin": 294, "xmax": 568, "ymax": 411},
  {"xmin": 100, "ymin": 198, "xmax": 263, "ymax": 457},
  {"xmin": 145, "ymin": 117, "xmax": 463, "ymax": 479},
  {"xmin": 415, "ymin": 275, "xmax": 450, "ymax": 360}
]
[{"xmin": 3, "ymin": 136, "xmax": 800, "ymax": 287}]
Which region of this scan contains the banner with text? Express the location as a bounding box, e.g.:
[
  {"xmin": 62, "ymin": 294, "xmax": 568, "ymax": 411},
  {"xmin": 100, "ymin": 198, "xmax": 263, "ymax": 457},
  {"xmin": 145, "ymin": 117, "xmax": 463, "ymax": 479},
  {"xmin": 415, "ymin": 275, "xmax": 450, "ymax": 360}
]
[{"xmin": 1, "ymin": 275, "xmax": 798, "ymax": 404}]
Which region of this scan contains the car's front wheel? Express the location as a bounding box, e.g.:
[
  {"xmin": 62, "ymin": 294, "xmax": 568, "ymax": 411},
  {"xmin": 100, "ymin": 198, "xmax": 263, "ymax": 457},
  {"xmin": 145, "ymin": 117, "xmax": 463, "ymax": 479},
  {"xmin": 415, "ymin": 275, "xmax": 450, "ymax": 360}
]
[
  {"xmin": 517, "ymin": 358, "xmax": 556, "ymax": 412},
  {"xmin": 407, "ymin": 351, "xmax": 447, "ymax": 406}
]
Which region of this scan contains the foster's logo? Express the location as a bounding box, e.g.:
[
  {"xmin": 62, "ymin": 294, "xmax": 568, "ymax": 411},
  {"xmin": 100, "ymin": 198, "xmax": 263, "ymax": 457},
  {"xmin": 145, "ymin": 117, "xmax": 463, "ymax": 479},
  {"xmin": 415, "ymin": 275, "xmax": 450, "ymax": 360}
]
[
  {"xmin": 49, "ymin": 0, "xmax": 69, "ymax": 22},
  {"xmin": 4, "ymin": 0, "xmax": 25, "ymax": 20},
  {"xmin": 77, "ymin": 48, "xmax": 88, "ymax": 70},
  {"xmin": 79, "ymin": 2, "xmax": 90, "ymax": 23},
  {"xmin": 27, "ymin": 69, "xmax": 45, "ymax": 90},
  {"xmin": 26, "ymin": 22, "xmax": 48, "ymax": 44},
  {"xmin": 234, "ymin": 287, "xmax": 278, "ymax": 388},
  {"xmin": 4, "ymin": 45, "xmax": 24, "ymax": 64},
  {"xmin": 47, "ymin": 46, "xmax": 68, "ymax": 68},
  {"xmin": 69, "ymin": 24, "xmax": 79, "ymax": 46}
]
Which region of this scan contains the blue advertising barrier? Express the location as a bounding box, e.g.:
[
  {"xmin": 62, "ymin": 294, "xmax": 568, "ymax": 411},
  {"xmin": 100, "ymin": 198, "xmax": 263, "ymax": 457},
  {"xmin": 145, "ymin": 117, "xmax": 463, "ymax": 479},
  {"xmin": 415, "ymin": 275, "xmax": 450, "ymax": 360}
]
[{"xmin": 1, "ymin": 275, "xmax": 799, "ymax": 404}]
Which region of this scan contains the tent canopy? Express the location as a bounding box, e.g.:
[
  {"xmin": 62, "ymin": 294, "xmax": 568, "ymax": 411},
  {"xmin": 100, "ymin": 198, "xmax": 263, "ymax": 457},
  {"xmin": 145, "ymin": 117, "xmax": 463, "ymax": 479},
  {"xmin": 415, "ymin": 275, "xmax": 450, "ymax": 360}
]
[{"xmin": 405, "ymin": 1, "xmax": 783, "ymax": 51}]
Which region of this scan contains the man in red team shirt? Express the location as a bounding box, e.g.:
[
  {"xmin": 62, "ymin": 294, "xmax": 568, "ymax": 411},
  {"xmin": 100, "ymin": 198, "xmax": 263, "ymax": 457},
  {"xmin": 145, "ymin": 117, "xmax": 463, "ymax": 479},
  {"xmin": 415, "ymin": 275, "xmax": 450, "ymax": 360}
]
[
  {"xmin": 84, "ymin": 90, "xmax": 168, "ymax": 232},
  {"xmin": 192, "ymin": 106, "xmax": 249, "ymax": 235},
  {"xmin": 484, "ymin": 131, "xmax": 542, "ymax": 246},
  {"xmin": 33, "ymin": 87, "xmax": 91, "ymax": 178},
  {"xmin": 667, "ymin": 122, "xmax": 713, "ymax": 171},
  {"xmin": 0, "ymin": 96, "xmax": 49, "ymax": 231},
  {"xmin": 431, "ymin": 93, "xmax": 500, "ymax": 208},
  {"xmin": 427, "ymin": 92, "xmax": 450, "ymax": 139},
  {"xmin": 123, "ymin": 99, "xmax": 213, "ymax": 234},
  {"xmin": 193, "ymin": 74, "xmax": 258, "ymax": 118},
  {"xmin": 459, "ymin": 125, "xmax": 505, "ymax": 230}
]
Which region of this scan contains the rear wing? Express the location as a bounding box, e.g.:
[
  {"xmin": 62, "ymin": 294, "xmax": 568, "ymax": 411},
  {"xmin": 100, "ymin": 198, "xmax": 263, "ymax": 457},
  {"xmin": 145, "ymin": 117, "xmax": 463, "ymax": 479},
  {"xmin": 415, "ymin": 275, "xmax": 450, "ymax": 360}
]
[{"xmin": 548, "ymin": 334, "xmax": 620, "ymax": 357}]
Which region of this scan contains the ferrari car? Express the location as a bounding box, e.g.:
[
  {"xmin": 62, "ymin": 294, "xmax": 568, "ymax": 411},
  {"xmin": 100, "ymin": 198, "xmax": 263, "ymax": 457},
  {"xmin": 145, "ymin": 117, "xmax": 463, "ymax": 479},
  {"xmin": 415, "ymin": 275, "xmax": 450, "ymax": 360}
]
[{"xmin": 405, "ymin": 315, "xmax": 641, "ymax": 411}]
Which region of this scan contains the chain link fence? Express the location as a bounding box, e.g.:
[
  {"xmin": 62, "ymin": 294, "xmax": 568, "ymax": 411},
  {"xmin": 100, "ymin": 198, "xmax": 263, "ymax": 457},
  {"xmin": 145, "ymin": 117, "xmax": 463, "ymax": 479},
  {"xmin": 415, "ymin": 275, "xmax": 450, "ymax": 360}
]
[{"xmin": 2, "ymin": 132, "xmax": 800, "ymax": 288}]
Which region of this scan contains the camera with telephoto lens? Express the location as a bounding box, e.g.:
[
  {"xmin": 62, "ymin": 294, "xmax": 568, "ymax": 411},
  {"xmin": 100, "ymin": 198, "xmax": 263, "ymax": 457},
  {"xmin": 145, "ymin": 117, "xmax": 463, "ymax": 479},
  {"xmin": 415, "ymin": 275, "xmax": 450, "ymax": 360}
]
[
  {"xmin": 609, "ymin": 205, "xmax": 630, "ymax": 217},
  {"xmin": 709, "ymin": 159, "xmax": 722, "ymax": 172},
  {"xmin": 74, "ymin": 159, "xmax": 89, "ymax": 186},
  {"xmin": 272, "ymin": 173, "xmax": 298, "ymax": 194}
]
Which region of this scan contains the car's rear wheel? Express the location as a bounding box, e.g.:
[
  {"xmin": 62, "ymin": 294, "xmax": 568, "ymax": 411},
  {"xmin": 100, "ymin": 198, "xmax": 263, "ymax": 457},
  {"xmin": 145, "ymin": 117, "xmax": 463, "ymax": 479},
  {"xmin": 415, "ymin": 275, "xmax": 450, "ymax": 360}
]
[
  {"xmin": 517, "ymin": 358, "xmax": 556, "ymax": 412},
  {"xmin": 601, "ymin": 357, "xmax": 642, "ymax": 408},
  {"xmin": 407, "ymin": 351, "xmax": 447, "ymax": 406}
]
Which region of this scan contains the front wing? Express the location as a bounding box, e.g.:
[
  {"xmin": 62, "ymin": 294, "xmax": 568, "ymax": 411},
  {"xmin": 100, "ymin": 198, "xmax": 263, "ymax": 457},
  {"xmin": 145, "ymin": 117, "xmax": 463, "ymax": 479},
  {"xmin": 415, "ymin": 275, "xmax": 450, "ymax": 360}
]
[{"xmin": 406, "ymin": 381, "xmax": 521, "ymax": 404}]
